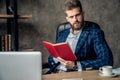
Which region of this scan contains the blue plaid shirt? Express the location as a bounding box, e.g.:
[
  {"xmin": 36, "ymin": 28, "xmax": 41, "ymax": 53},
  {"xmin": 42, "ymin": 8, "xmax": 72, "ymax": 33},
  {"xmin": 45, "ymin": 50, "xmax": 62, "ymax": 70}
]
[{"xmin": 48, "ymin": 21, "xmax": 113, "ymax": 72}]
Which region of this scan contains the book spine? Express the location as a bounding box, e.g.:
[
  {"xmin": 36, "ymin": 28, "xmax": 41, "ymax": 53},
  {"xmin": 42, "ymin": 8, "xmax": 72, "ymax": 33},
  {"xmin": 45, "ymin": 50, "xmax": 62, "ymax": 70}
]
[
  {"xmin": 8, "ymin": 34, "xmax": 12, "ymax": 51},
  {"xmin": 0, "ymin": 35, "xmax": 2, "ymax": 51},
  {"xmin": 5, "ymin": 34, "xmax": 8, "ymax": 51},
  {"xmin": 1, "ymin": 35, "xmax": 5, "ymax": 51}
]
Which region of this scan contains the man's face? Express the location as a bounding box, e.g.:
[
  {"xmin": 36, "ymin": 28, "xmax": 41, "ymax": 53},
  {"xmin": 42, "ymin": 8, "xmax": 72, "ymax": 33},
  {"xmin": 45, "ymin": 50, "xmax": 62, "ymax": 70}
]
[{"xmin": 65, "ymin": 7, "xmax": 84, "ymax": 31}]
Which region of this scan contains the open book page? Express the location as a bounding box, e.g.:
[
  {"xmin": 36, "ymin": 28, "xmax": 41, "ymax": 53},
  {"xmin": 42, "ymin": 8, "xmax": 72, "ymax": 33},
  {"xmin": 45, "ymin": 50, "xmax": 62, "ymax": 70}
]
[{"xmin": 42, "ymin": 41, "xmax": 76, "ymax": 61}]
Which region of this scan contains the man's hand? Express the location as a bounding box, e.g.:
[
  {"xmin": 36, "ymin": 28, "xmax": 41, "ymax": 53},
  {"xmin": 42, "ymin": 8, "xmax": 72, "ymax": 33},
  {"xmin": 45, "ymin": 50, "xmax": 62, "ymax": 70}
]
[{"xmin": 57, "ymin": 57, "xmax": 75, "ymax": 69}]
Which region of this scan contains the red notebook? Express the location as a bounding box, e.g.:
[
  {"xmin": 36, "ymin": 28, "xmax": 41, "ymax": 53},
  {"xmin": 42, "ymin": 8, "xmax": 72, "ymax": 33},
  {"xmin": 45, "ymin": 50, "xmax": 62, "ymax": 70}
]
[{"xmin": 42, "ymin": 41, "xmax": 76, "ymax": 61}]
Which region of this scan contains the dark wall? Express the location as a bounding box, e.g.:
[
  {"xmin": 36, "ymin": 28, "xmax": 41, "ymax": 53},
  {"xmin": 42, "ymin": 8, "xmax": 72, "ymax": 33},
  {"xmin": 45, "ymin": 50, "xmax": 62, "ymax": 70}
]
[{"xmin": 0, "ymin": 0, "xmax": 120, "ymax": 68}]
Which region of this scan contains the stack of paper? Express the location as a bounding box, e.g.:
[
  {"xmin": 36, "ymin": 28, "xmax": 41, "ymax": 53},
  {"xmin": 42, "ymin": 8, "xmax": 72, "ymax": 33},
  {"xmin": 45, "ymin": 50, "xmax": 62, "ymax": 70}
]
[{"xmin": 113, "ymin": 67, "xmax": 120, "ymax": 75}]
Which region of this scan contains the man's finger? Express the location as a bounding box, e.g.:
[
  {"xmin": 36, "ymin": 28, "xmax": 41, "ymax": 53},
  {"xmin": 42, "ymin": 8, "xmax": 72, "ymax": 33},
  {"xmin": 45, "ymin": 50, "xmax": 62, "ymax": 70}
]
[{"xmin": 57, "ymin": 57, "xmax": 66, "ymax": 63}]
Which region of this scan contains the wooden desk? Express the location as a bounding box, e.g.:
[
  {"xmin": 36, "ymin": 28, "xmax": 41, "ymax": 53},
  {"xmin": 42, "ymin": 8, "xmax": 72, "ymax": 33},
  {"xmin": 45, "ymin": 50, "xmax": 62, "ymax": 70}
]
[{"xmin": 42, "ymin": 70, "xmax": 120, "ymax": 80}]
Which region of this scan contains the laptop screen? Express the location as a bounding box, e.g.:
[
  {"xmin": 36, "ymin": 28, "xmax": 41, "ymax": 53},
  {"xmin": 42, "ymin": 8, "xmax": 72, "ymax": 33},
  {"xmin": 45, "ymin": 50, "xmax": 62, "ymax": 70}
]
[{"xmin": 0, "ymin": 51, "xmax": 42, "ymax": 80}]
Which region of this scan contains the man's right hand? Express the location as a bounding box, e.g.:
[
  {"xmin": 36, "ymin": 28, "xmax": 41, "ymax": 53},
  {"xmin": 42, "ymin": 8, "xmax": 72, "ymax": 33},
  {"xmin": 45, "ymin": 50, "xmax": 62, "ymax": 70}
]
[{"xmin": 57, "ymin": 57, "xmax": 75, "ymax": 69}]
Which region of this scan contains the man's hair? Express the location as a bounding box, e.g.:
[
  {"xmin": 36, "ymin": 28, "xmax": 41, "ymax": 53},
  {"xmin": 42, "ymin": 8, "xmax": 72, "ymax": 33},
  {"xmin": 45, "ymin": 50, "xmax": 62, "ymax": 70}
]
[{"xmin": 64, "ymin": 0, "xmax": 83, "ymax": 12}]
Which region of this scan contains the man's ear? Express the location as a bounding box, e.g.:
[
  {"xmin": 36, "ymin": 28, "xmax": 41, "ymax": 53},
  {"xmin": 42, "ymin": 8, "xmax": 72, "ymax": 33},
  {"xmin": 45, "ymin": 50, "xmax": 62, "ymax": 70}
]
[
  {"xmin": 66, "ymin": 17, "xmax": 69, "ymax": 22},
  {"xmin": 82, "ymin": 11, "xmax": 85, "ymax": 17}
]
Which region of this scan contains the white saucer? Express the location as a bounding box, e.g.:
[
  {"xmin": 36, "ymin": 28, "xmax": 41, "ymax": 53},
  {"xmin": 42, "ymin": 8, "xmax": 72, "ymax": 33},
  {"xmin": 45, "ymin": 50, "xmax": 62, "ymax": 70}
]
[{"xmin": 99, "ymin": 73, "xmax": 117, "ymax": 77}]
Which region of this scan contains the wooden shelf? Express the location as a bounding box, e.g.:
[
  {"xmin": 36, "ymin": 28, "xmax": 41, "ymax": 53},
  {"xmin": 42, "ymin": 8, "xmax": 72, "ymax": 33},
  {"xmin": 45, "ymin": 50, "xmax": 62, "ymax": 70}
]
[
  {"xmin": 0, "ymin": 14, "xmax": 32, "ymax": 19},
  {"xmin": 0, "ymin": 0, "xmax": 32, "ymax": 51}
]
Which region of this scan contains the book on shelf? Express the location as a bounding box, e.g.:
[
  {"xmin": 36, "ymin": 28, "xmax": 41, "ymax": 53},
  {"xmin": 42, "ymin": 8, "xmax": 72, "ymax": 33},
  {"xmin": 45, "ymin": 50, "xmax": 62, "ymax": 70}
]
[
  {"xmin": 1, "ymin": 35, "xmax": 5, "ymax": 51},
  {"xmin": 5, "ymin": 34, "xmax": 8, "ymax": 51},
  {"xmin": 42, "ymin": 41, "xmax": 76, "ymax": 61},
  {"xmin": 0, "ymin": 36, "xmax": 2, "ymax": 51},
  {"xmin": 0, "ymin": 34, "xmax": 12, "ymax": 51}
]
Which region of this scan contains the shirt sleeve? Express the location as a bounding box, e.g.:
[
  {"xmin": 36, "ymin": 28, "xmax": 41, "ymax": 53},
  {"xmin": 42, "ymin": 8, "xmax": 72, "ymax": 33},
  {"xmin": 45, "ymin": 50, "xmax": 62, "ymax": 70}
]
[{"xmin": 76, "ymin": 61, "xmax": 82, "ymax": 71}]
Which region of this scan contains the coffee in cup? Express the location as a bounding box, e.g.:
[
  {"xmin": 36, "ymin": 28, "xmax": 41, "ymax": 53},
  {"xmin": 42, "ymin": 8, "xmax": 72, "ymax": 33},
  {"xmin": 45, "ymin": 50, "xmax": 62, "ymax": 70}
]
[{"xmin": 99, "ymin": 66, "xmax": 113, "ymax": 75}]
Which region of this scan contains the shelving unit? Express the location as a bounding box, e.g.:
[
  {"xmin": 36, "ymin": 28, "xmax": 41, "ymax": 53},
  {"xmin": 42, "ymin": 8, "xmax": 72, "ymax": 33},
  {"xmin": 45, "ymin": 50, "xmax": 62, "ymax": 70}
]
[
  {"xmin": 0, "ymin": 0, "xmax": 32, "ymax": 51},
  {"xmin": 0, "ymin": 14, "xmax": 32, "ymax": 19}
]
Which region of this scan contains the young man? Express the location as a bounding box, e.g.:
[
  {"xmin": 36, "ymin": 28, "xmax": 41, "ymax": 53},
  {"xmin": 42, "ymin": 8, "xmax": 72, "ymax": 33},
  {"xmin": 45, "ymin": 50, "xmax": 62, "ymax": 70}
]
[{"xmin": 48, "ymin": 0, "xmax": 113, "ymax": 73}]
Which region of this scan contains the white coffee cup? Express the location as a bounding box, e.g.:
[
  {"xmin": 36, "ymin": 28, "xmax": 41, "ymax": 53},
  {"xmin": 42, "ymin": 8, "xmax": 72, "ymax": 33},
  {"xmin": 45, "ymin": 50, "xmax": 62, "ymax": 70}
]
[{"xmin": 99, "ymin": 66, "xmax": 113, "ymax": 75}]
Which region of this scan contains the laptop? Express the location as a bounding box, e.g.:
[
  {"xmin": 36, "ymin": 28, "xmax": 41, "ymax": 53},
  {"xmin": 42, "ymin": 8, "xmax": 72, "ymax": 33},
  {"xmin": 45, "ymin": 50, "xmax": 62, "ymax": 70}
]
[{"xmin": 0, "ymin": 51, "xmax": 42, "ymax": 80}]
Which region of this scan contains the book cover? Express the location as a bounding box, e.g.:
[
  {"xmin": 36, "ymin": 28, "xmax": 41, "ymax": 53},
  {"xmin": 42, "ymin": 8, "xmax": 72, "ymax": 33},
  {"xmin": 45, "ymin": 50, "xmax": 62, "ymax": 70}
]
[{"xmin": 42, "ymin": 41, "xmax": 76, "ymax": 61}]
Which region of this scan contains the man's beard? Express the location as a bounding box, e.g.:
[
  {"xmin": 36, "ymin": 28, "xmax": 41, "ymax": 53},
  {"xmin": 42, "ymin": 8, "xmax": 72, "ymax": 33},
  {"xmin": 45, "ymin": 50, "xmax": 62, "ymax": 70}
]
[{"xmin": 71, "ymin": 21, "xmax": 84, "ymax": 30}]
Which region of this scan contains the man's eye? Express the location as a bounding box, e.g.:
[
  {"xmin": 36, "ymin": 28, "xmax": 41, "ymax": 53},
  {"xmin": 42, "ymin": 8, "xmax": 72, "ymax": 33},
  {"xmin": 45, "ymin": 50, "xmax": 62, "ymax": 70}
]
[{"xmin": 69, "ymin": 16, "xmax": 74, "ymax": 18}]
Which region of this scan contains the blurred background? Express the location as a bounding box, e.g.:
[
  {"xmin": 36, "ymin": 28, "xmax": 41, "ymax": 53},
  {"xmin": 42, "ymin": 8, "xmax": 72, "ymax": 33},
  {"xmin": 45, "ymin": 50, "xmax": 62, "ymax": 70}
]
[{"xmin": 0, "ymin": 0, "xmax": 120, "ymax": 68}]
